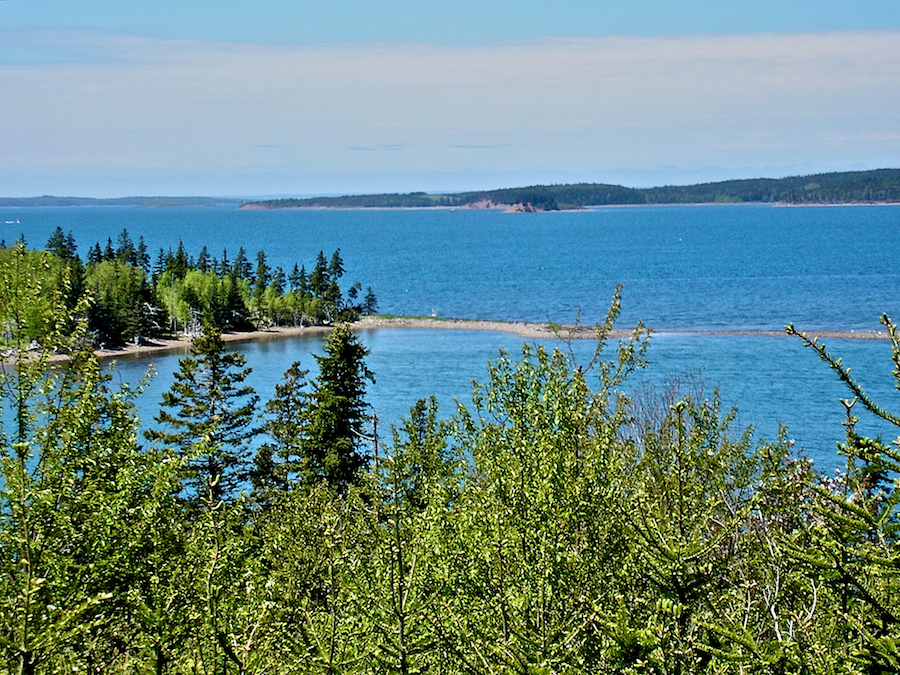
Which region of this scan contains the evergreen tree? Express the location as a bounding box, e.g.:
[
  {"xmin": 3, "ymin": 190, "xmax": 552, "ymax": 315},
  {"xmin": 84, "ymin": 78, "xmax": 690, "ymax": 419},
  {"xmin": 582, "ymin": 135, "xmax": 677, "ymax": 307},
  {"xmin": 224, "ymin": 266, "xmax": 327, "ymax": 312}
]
[
  {"xmin": 271, "ymin": 266, "xmax": 285, "ymax": 295},
  {"xmin": 323, "ymin": 250, "xmax": 344, "ymax": 316},
  {"xmin": 390, "ymin": 396, "xmax": 452, "ymax": 510},
  {"xmin": 347, "ymin": 281, "xmax": 362, "ymax": 302},
  {"xmin": 196, "ymin": 245, "xmax": 211, "ymax": 272},
  {"xmin": 310, "ymin": 250, "xmax": 329, "ymax": 299},
  {"xmin": 45, "ymin": 228, "xmax": 84, "ymax": 312},
  {"xmin": 135, "ymin": 236, "xmax": 150, "ymax": 274},
  {"xmin": 146, "ymin": 325, "xmax": 259, "ymax": 504},
  {"xmin": 45, "ymin": 227, "xmax": 77, "ymax": 260},
  {"xmin": 85, "ymin": 259, "xmax": 155, "ymax": 345},
  {"xmin": 152, "ymin": 247, "xmax": 168, "ymax": 283},
  {"xmin": 232, "ymin": 247, "xmax": 251, "ymax": 280},
  {"xmin": 224, "ymin": 270, "xmax": 251, "ymax": 330},
  {"xmin": 253, "ymin": 250, "xmax": 270, "ymax": 314},
  {"xmin": 300, "ymin": 324, "xmax": 375, "ymax": 489},
  {"xmin": 363, "ymin": 287, "xmax": 378, "ymax": 315},
  {"xmin": 116, "ymin": 228, "xmax": 135, "ymax": 265},
  {"xmin": 297, "ymin": 264, "xmax": 310, "ymax": 296},
  {"xmin": 288, "ymin": 263, "xmax": 302, "ymax": 293},
  {"xmin": 218, "ymin": 248, "xmax": 231, "ymax": 276},
  {"xmin": 87, "ymin": 242, "xmax": 103, "ymax": 264},
  {"xmin": 170, "ymin": 241, "xmax": 191, "ymax": 279},
  {"xmin": 253, "ymin": 361, "xmax": 310, "ymax": 495},
  {"xmin": 328, "ymin": 249, "xmax": 345, "ymax": 282}
]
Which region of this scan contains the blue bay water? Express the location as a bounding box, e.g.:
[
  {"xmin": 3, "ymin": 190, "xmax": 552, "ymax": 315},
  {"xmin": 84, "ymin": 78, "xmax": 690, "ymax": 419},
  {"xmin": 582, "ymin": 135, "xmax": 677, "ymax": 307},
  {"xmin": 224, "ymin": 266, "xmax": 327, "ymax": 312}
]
[
  {"xmin": 5, "ymin": 203, "xmax": 899, "ymax": 330},
  {"xmin": 106, "ymin": 328, "xmax": 899, "ymax": 474},
  {"xmin": 5, "ymin": 203, "xmax": 900, "ymax": 472}
]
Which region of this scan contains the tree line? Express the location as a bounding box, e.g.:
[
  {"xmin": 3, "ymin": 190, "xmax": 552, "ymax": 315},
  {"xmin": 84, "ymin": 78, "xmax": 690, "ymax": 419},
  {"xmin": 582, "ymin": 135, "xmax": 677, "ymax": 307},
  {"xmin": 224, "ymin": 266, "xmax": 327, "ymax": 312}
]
[
  {"xmin": 245, "ymin": 168, "xmax": 900, "ymax": 210},
  {"xmin": 0, "ymin": 229, "xmax": 377, "ymax": 348},
  {"xmin": 2, "ymin": 272, "xmax": 900, "ymax": 673}
]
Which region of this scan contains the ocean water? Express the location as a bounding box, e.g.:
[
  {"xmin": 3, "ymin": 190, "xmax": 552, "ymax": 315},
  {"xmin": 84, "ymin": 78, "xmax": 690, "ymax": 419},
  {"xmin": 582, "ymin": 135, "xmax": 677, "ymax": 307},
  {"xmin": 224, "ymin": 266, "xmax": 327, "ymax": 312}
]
[
  {"xmin": 6, "ymin": 203, "xmax": 900, "ymax": 330},
  {"xmin": 5, "ymin": 203, "xmax": 900, "ymax": 471}
]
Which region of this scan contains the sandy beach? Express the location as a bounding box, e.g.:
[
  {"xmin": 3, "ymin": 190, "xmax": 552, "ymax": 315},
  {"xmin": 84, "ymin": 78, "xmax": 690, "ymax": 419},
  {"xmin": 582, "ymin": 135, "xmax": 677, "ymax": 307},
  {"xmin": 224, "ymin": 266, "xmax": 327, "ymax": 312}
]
[{"xmin": 84, "ymin": 317, "xmax": 889, "ymax": 362}]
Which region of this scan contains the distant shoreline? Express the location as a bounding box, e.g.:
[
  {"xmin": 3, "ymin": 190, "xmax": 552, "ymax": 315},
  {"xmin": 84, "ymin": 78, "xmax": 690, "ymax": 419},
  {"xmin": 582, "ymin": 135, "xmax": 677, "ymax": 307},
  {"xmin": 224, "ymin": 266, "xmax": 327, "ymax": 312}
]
[
  {"xmin": 87, "ymin": 317, "xmax": 889, "ymax": 362},
  {"xmin": 239, "ymin": 200, "xmax": 900, "ymax": 212}
]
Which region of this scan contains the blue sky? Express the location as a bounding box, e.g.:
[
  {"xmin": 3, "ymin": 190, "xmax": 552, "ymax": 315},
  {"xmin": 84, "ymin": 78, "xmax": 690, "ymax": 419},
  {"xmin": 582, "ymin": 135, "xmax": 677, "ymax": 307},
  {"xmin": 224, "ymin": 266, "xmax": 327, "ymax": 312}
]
[{"xmin": 2, "ymin": 1, "xmax": 900, "ymax": 196}]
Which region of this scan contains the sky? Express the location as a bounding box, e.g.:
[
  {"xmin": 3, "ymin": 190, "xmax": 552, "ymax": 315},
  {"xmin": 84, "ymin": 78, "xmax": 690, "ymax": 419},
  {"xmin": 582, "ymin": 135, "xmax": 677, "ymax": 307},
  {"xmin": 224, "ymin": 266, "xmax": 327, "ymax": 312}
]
[{"xmin": 1, "ymin": 1, "xmax": 900, "ymax": 197}]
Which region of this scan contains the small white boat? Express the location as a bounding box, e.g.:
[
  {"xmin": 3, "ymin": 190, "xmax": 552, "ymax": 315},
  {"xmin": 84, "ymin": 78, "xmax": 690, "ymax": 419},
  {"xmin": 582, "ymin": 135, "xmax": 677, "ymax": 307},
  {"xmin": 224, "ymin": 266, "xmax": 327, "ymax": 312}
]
[{"xmin": 5, "ymin": 219, "xmax": 20, "ymax": 224}]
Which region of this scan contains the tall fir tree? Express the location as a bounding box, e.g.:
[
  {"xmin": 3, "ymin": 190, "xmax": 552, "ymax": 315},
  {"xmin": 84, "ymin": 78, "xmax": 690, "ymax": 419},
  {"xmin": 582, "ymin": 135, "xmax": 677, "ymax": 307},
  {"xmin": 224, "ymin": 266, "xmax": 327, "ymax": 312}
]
[
  {"xmin": 310, "ymin": 250, "xmax": 329, "ymax": 299},
  {"xmin": 301, "ymin": 324, "xmax": 374, "ymax": 489},
  {"xmin": 146, "ymin": 325, "xmax": 259, "ymax": 504},
  {"xmin": 252, "ymin": 361, "xmax": 310, "ymax": 496}
]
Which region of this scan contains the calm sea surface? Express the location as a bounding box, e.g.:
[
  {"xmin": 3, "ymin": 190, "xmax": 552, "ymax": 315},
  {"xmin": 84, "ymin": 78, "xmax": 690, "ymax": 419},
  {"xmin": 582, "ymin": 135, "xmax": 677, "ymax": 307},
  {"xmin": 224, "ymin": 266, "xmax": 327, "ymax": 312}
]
[{"xmin": 5, "ymin": 203, "xmax": 900, "ymax": 471}]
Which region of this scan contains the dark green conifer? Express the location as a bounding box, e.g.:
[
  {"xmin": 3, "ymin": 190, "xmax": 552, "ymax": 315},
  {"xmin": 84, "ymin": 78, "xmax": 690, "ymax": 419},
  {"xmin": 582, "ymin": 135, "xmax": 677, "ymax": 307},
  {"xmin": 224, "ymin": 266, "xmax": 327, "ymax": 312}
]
[
  {"xmin": 301, "ymin": 324, "xmax": 374, "ymax": 489},
  {"xmin": 363, "ymin": 287, "xmax": 378, "ymax": 315},
  {"xmin": 146, "ymin": 325, "xmax": 259, "ymax": 504},
  {"xmin": 252, "ymin": 360, "xmax": 310, "ymax": 495}
]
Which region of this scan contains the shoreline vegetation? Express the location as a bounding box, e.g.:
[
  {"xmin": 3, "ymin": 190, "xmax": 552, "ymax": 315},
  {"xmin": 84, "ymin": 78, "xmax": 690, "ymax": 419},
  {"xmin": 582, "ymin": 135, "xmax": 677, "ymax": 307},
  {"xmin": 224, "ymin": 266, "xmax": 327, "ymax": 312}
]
[
  {"xmin": 239, "ymin": 168, "xmax": 900, "ymax": 212},
  {"xmin": 88, "ymin": 316, "xmax": 891, "ymax": 362},
  {"xmin": 8, "ymin": 293, "xmax": 900, "ymax": 672},
  {"xmin": 1, "ymin": 231, "xmax": 380, "ymax": 355}
]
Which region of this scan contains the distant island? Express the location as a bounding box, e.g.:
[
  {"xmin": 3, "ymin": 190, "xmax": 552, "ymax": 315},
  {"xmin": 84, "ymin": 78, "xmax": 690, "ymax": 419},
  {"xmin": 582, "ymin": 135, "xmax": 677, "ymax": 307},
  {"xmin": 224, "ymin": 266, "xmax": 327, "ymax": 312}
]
[
  {"xmin": 241, "ymin": 168, "xmax": 900, "ymax": 211},
  {"xmin": 4, "ymin": 169, "xmax": 900, "ymax": 210}
]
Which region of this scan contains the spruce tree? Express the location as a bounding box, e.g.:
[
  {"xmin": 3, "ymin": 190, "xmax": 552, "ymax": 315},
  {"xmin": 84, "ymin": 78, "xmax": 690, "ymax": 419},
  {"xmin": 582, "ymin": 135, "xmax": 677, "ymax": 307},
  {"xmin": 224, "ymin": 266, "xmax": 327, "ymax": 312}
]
[
  {"xmin": 146, "ymin": 325, "xmax": 259, "ymax": 504},
  {"xmin": 45, "ymin": 227, "xmax": 77, "ymax": 260},
  {"xmin": 252, "ymin": 360, "xmax": 310, "ymax": 495},
  {"xmin": 301, "ymin": 324, "xmax": 374, "ymax": 489},
  {"xmin": 310, "ymin": 250, "xmax": 329, "ymax": 299},
  {"xmin": 363, "ymin": 287, "xmax": 378, "ymax": 315}
]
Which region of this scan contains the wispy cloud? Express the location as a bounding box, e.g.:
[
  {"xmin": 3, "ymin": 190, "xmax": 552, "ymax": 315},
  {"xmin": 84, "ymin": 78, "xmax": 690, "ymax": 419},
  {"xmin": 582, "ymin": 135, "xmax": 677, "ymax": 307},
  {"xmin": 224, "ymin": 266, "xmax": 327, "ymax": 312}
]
[
  {"xmin": 451, "ymin": 144, "xmax": 511, "ymax": 150},
  {"xmin": 0, "ymin": 30, "xmax": 898, "ymax": 195}
]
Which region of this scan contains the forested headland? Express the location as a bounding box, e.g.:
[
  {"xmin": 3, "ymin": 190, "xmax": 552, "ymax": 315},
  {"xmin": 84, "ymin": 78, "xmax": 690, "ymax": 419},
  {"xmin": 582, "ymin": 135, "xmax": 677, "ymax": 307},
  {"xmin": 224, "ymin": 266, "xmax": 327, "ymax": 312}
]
[
  {"xmin": 4, "ymin": 169, "xmax": 898, "ymax": 213},
  {"xmin": 3, "ymin": 257, "xmax": 900, "ymax": 672},
  {"xmin": 0, "ymin": 229, "xmax": 377, "ymax": 349},
  {"xmin": 245, "ymin": 168, "xmax": 900, "ymax": 210}
]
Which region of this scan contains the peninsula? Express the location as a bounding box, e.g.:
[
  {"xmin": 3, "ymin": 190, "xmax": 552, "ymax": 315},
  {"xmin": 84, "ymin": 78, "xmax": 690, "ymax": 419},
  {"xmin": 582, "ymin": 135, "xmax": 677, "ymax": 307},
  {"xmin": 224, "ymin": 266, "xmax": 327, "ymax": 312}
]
[{"xmin": 241, "ymin": 168, "xmax": 900, "ymax": 211}]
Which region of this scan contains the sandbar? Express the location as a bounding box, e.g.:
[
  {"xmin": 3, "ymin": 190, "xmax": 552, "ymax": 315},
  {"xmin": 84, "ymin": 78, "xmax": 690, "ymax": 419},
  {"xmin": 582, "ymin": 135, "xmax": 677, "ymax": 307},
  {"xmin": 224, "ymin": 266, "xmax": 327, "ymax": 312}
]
[{"xmin": 80, "ymin": 317, "xmax": 888, "ymax": 363}]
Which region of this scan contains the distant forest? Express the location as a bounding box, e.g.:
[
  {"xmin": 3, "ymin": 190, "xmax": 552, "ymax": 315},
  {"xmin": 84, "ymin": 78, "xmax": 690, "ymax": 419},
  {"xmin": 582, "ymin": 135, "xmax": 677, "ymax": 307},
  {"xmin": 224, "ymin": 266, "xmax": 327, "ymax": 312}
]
[
  {"xmin": 245, "ymin": 168, "xmax": 900, "ymax": 210},
  {"xmin": 4, "ymin": 169, "xmax": 900, "ymax": 211}
]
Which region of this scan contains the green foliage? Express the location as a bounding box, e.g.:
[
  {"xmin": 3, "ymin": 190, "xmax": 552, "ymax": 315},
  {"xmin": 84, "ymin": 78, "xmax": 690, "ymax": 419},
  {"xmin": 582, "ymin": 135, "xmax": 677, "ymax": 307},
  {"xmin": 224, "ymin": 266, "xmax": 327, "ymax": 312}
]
[
  {"xmin": 253, "ymin": 360, "xmax": 311, "ymax": 494},
  {"xmin": 10, "ymin": 278, "xmax": 900, "ymax": 673},
  {"xmin": 300, "ymin": 324, "xmax": 376, "ymax": 490},
  {"xmin": 430, "ymin": 296, "xmax": 650, "ymax": 674},
  {"xmin": 18, "ymin": 234, "xmax": 376, "ymax": 348},
  {"xmin": 156, "ymin": 268, "xmax": 251, "ymax": 333},
  {"xmin": 0, "ymin": 302, "xmax": 180, "ymax": 674},
  {"xmin": 146, "ymin": 324, "xmax": 259, "ymax": 504},
  {"xmin": 0, "ymin": 243, "xmax": 72, "ymax": 347},
  {"xmin": 85, "ymin": 258, "xmax": 157, "ymax": 345},
  {"xmin": 783, "ymin": 317, "xmax": 900, "ymax": 672}
]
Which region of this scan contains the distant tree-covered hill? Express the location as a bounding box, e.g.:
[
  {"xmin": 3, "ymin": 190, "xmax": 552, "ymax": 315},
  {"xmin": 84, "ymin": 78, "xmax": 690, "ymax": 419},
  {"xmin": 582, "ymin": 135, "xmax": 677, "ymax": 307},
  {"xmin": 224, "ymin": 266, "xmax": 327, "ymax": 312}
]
[
  {"xmin": 5, "ymin": 169, "xmax": 899, "ymax": 210},
  {"xmin": 242, "ymin": 169, "xmax": 900, "ymax": 210}
]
